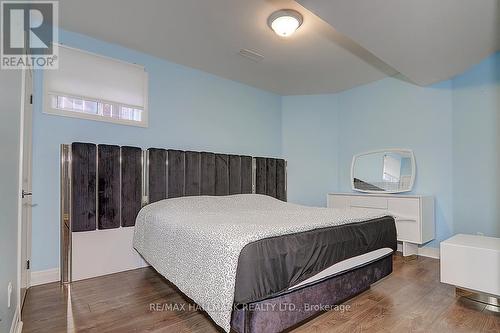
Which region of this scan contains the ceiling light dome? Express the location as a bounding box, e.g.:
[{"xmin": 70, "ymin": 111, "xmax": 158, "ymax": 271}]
[{"xmin": 267, "ymin": 9, "xmax": 303, "ymax": 37}]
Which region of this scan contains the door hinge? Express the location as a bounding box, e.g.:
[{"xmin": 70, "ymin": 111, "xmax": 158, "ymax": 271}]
[
  {"xmin": 30, "ymin": 94, "xmax": 33, "ymax": 105},
  {"xmin": 26, "ymin": 260, "xmax": 30, "ymax": 270}
]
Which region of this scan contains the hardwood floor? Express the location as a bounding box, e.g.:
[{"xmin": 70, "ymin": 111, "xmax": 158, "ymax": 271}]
[{"xmin": 22, "ymin": 255, "xmax": 499, "ymax": 333}]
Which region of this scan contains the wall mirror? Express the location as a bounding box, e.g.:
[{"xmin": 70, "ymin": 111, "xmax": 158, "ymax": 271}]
[{"xmin": 351, "ymin": 149, "xmax": 415, "ymax": 194}]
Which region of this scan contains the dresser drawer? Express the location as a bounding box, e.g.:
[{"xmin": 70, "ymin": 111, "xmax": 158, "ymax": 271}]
[
  {"xmin": 388, "ymin": 197, "xmax": 420, "ymax": 219},
  {"xmin": 388, "ymin": 197, "xmax": 420, "ymax": 243},
  {"xmin": 395, "ymin": 219, "xmax": 420, "ymax": 243},
  {"xmin": 328, "ymin": 195, "xmax": 350, "ymax": 209},
  {"xmin": 350, "ymin": 196, "xmax": 388, "ymax": 210}
]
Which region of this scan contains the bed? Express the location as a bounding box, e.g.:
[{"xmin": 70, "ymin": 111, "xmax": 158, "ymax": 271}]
[
  {"xmin": 62, "ymin": 142, "xmax": 396, "ymax": 332},
  {"xmin": 133, "ymin": 194, "xmax": 397, "ymax": 333}
]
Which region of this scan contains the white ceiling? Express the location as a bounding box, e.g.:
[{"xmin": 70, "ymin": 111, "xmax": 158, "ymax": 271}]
[
  {"xmin": 58, "ymin": 0, "xmax": 396, "ymax": 95},
  {"xmin": 298, "ymin": 0, "xmax": 500, "ymax": 86},
  {"xmin": 58, "ymin": 0, "xmax": 499, "ymax": 95}
]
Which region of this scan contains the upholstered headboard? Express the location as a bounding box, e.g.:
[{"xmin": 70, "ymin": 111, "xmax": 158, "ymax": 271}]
[{"xmin": 65, "ymin": 142, "xmax": 287, "ymax": 233}]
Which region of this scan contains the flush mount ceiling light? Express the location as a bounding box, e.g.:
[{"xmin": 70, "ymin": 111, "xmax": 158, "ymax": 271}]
[{"xmin": 267, "ymin": 9, "xmax": 303, "ymax": 37}]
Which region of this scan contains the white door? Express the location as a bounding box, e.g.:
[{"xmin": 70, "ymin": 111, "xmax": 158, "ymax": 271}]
[{"xmin": 20, "ymin": 67, "xmax": 33, "ymax": 307}]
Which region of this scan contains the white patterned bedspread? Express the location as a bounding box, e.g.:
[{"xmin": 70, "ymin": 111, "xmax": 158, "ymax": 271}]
[{"xmin": 133, "ymin": 194, "xmax": 388, "ymax": 332}]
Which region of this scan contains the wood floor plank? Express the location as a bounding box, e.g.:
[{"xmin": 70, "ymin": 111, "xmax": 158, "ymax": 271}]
[{"xmin": 22, "ymin": 256, "xmax": 500, "ymax": 333}]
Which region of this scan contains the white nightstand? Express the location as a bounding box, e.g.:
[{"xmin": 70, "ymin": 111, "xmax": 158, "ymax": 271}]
[{"xmin": 441, "ymin": 234, "xmax": 500, "ymax": 298}]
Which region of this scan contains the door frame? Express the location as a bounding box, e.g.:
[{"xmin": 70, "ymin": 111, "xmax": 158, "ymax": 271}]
[{"xmin": 17, "ymin": 66, "xmax": 33, "ymax": 315}]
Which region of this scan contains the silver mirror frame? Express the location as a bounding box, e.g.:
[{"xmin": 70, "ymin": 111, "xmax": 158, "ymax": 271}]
[{"xmin": 350, "ymin": 148, "xmax": 416, "ymax": 194}]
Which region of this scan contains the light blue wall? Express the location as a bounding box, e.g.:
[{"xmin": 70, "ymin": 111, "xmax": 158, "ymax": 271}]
[
  {"xmin": 282, "ymin": 95, "xmax": 339, "ymax": 207},
  {"xmin": 283, "ymin": 77, "xmax": 454, "ymax": 247},
  {"xmin": 0, "ymin": 70, "xmax": 22, "ymax": 333},
  {"xmin": 452, "ymin": 52, "xmax": 500, "ymax": 237},
  {"xmin": 31, "ymin": 30, "xmax": 282, "ymax": 271},
  {"xmin": 31, "ymin": 28, "xmax": 499, "ymax": 270},
  {"xmin": 282, "ymin": 52, "xmax": 500, "ymax": 248},
  {"xmin": 337, "ymin": 77, "xmax": 454, "ymax": 248}
]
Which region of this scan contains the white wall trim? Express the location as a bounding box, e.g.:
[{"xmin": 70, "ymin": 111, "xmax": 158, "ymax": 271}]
[
  {"xmin": 9, "ymin": 306, "xmax": 23, "ymax": 333},
  {"xmin": 417, "ymin": 246, "xmax": 440, "ymax": 259},
  {"xmin": 30, "ymin": 268, "xmax": 60, "ymax": 286},
  {"xmin": 397, "ymin": 243, "xmax": 440, "ymax": 259}
]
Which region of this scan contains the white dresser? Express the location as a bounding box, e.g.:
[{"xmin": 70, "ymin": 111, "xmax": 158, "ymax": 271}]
[{"xmin": 327, "ymin": 193, "xmax": 435, "ymax": 256}]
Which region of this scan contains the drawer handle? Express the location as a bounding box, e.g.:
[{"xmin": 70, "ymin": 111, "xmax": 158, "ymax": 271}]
[
  {"xmin": 395, "ymin": 215, "xmax": 417, "ymax": 223},
  {"xmin": 350, "ymin": 204, "xmax": 387, "ymax": 209}
]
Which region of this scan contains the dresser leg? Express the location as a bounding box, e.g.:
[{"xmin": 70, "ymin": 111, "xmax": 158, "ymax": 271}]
[{"xmin": 402, "ymin": 242, "xmax": 418, "ymax": 259}]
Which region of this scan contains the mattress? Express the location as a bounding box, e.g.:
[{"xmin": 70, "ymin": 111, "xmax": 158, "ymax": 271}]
[{"xmin": 234, "ymin": 216, "xmax": 397, "ymax": 304}]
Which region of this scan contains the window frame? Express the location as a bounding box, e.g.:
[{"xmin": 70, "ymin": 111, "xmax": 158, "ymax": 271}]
[{"xmin": 43, "ymin": 44, "xmax": 149, "ymax": 128}]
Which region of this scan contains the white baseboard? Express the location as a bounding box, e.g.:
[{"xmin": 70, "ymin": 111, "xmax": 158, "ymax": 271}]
[
  {"xmin": 397, "ymin": 243, "xmax": 440, "ymax": 259},
  {"xmin": 10, "ymin": 307, "xmax": 22, "ymax": 333},
  {"xmin": 30, "ymin": 268, "xmax": 60, "ymax": 286},
  {"xmin": 417, "ymin": 246, "xmax": 440, "ymax": 259}
]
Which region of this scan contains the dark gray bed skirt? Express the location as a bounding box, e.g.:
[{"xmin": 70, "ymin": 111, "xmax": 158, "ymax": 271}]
[{"xmin": 230, "ymin": 254, "xmax": 393, "ymax": 333}]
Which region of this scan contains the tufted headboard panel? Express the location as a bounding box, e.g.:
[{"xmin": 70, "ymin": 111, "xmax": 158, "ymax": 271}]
[{"xmin": 66, "ymin": 142, "xmax": 286, "ymax": 232}]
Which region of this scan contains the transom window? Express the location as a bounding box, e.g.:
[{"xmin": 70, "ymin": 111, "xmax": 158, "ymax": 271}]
[{"xmin": 49, "ymin": 94, "xmax": 143, "ymax": 123}]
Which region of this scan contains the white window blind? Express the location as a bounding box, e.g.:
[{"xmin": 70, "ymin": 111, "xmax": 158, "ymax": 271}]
[{"xmin": 44, "ymin": 45, "xmax": 148, "ymax": 127}]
